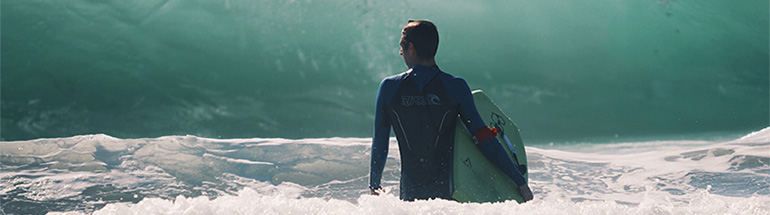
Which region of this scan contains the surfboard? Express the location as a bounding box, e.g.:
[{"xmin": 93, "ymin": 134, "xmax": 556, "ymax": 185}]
[{"xmin": 452, "ymin": 90, "xmax": 529, "ymax": 203}]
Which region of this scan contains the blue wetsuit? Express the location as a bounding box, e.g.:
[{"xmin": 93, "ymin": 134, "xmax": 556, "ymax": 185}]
[{"xmin": 369, "ymin": 64, "xmax": 526, "ymax": 201}]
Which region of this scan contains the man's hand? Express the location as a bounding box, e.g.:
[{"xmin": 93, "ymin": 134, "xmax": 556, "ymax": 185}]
[
  {"xmin": 518, "ymin": 184, "xmax": 533, "ymax": 202},
  {"xmin": 370, "ymin": 187, "xmax": 382, "ymax": 196}
]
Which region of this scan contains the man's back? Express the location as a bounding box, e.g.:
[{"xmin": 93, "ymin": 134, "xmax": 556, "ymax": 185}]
[
  {"xmin": 372, "ymin": 65, "xmax": 481, "ymax": 200},
  {"xmin": 369, "ymin": 20, "xmax": 532, "ymax": 202}
]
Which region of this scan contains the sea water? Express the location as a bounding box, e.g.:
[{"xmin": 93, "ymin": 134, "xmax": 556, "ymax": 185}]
[
  {"xmin": 2, "ymin": 127, "xmax": 769, "ymax": 214},
  {"xmin": 2, "ymin": 0, "xmax": 769, "ymax": 214},
  {"xmin": 2, "ymin": 0, "xmax": 767, "ymax": 142}
]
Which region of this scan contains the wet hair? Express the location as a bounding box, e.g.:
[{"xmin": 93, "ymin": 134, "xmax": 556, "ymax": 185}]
[{"xmin": 401, "ymin": 20, "xmax": 439, "ymax": 60}]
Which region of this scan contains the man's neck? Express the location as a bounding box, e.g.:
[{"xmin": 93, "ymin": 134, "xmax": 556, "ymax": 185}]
[{"xmin": 412, "ymin": 58, "xmax": 436, "ymax": 68}]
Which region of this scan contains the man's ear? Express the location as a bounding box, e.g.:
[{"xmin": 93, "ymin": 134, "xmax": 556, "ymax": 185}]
[{"xmin": 407, "ymin": 42, "xmax": 416, "ymax": 54}]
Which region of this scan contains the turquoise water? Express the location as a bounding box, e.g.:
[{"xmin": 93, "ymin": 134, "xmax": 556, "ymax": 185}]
[
  {"xmin": 2, "ymin": 0, "xmax": 768, "ymax": 142},
  {"xmin": 1, "ymin": 1, "xmax": 769, "ymax": 214}
]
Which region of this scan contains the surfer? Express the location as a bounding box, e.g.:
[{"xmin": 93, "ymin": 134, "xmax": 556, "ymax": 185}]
[{"xmin": 369, "ymin": 20, "xmax": 534, "ymax": 202}]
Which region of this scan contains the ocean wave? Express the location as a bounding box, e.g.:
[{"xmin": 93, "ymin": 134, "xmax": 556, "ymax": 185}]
[{"xmin": 2, "ymin": 127, "xmax": 769, "ymax": 214}]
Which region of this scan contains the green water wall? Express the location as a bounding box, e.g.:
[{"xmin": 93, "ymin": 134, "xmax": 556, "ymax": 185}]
[{"xmin": 2, "ymin": 0, "xmax": 768, "ymax": 141}]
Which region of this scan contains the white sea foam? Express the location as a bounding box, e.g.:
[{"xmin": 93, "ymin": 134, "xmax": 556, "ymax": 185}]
[
  {"xmin": 730, "ymin": 126, "xmax": 770, "ymax": 144},
  {"xmin": 48, "ymin": 184, "xmax": 770, "ymax": 215},
  {"xmin": 3, "ymin": 128, "xmax": 769, "ymax": 215},
  {"xmin": 202, "ymin": 153, "xmax": 274, "ymax": 165}
]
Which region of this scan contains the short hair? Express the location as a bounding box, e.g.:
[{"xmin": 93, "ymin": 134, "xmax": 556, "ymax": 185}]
[{"xmin": 401, "ymin": 20, "xmax": 439, "ymax": 60}]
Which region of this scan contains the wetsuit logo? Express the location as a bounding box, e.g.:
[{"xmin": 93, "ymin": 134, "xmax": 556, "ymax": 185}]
[
  {"xmin": 401, "ymin": 94, "xmax": 442, "ymax": 107},
  {"xmin": 426, "ymin": 94, "xmax": 442, "ymax": 105}
]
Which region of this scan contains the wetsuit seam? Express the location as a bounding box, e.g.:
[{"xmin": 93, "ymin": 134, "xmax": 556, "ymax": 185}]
[
  {"xmin": 433, "ymin": 109, "xmax": 453, "ymax": 150},
  {"xmin": 390, "ymin": 109, "xmax": 412, "ymax": 151}
]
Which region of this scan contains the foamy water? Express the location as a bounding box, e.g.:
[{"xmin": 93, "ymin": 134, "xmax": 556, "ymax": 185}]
[
  {"xmin": 2, "ymin": 127, "xmax": 769, "ymax": 214},
  {"xmin": 48, "ymin": 186, "xmax": 770, "ymax": 215}
]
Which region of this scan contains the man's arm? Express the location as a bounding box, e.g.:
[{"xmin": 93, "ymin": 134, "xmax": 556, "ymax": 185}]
[
  {"xmin": 453, "ymin": 79, "xmax": 533, "ymax": 201},
  {"xmin": 453, "ymin": 78, "xmax": 528, "ymax": 187},
  {"xmin": 369, "ymin": 79, "xmax": 393, "ymax": 192}
]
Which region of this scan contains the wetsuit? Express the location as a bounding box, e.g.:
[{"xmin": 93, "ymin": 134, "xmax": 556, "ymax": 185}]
[{"xmin": 369, "ymin": 64, "xmax": 527, "ymax": 201}]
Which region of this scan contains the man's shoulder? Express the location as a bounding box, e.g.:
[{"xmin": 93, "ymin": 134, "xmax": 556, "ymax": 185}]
[
  {"xmin": 383, "ymin": 71, "xmax": 408, "ymax": 81},
  {"xmin": 437, "ymin": 71, "xmax": 468, "ymax": 85},
  {"xmin": 376, "ymin": 71, "xmax": 409, "ymax": 103},
  {"xmin": 380, "ymin": 71, "xmax": 409, "ymax": 87}
]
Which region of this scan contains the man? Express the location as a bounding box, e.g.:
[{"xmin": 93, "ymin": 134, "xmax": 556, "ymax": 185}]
[{"xmin": 369, "ymin": 20, "xmax": 534, "ymax": 202}]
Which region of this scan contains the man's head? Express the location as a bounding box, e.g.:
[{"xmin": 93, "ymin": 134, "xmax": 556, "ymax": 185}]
[{"xmin": 399, "ymin": 20, "xmax": 439, "ymax": 68}]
